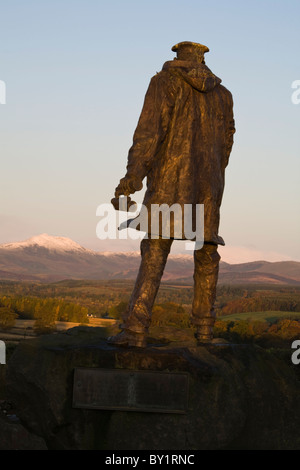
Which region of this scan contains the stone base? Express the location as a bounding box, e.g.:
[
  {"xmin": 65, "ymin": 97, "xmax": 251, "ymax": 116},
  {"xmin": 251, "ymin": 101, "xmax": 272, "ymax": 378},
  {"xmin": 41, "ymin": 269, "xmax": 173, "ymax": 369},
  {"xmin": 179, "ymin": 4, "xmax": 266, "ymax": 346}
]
[{"xmin": 4, "ymin": 326, "xmax": 300, "ymax": 450}]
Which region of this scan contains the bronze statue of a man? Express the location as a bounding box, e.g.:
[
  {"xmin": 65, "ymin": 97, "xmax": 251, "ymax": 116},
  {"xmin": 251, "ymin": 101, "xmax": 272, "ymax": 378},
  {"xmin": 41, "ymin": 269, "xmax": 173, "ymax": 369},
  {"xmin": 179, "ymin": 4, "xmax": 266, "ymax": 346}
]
[{"xmin": 107, "ymin": 41, "xmax": 235, "ymax": 347}]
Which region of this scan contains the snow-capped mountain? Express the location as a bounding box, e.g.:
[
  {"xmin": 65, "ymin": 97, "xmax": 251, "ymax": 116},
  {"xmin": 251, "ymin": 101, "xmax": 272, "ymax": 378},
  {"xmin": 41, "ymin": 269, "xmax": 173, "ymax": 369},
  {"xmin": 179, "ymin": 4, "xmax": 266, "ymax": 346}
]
[
  {"xmin": 0, "ymin": 234, "xmax": 161, "ymax": 282},
  {"xmin": 0, "ymin": 233, "xmax": 89, "ymax": 253},
  {"xmin": 0, "ymin": 234, "xmax": 299, "ymax": 285}
]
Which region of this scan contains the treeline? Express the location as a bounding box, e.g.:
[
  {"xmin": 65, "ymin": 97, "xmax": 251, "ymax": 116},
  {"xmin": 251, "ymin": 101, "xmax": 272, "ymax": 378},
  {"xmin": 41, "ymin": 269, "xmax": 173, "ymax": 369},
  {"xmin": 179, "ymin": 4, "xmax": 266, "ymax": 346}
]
[
  {"xmin": 108, "ymin": 301, "xmax": 190, "ymax": 328},
  {"xmin": 0, "ymin": 295, "xmax": 89, "ymax": 328},
  {"xmin": 0, "ymin": 281, "xmax": 132, "ymax": 318},
  {"xmin": 213, "ymin": 317, "xmax": 300, "ymax": 348},
  {"xmin": 0, "ymin": 281, "xmax": 300, "ymax": 321},
  {"xmin": 217, "ymin": 289, "xmax": 300, "ymax": 316}
]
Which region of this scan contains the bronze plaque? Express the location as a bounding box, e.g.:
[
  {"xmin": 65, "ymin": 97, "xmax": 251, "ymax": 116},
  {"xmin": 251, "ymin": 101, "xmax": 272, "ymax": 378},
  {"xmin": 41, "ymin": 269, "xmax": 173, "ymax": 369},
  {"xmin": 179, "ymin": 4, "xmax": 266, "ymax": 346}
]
[{"xmin": 72, "ymin": 368, "xmax": 189, "ymax": 413}]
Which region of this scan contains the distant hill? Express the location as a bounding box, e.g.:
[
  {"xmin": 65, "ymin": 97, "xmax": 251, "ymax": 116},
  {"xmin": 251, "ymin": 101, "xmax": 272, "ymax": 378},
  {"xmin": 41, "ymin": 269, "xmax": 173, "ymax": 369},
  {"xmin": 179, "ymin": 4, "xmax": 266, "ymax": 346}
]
[{"xmin": 0, "ymin": 234, "xmax": 299, "ymax": 285}]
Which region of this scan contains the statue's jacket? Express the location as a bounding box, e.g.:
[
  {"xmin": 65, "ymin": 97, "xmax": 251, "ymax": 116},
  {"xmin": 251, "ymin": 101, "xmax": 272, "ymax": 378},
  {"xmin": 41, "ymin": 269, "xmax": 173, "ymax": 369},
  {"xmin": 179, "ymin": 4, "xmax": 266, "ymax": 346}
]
[{"xmin": 124, "ymin": 59, "xmax": 235, "ymax": 245}]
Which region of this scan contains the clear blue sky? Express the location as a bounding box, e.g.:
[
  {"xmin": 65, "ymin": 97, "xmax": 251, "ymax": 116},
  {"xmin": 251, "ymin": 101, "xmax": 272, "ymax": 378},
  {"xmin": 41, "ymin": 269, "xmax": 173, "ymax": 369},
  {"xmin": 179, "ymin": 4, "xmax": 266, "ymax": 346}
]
[{"xmin": 0, "ymin": 0, "xmax": 299, "ymax": 262}]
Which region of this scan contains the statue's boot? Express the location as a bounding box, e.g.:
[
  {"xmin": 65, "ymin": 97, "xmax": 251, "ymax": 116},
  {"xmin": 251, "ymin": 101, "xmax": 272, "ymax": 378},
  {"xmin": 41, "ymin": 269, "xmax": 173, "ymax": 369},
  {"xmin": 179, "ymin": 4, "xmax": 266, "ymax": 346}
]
[
  {"xmin": 107, "ymin": 329, "xmax": 147, "ymax": 348},
  {"xmin": 194, "ymin": 318, "xmax": 215, "ymax": 344},
  {"xmin": 107, "ymin": 237, "xmax": 173, "ymax": 348},
  {"xmin": 192, "ymin": 243, "xmax": 220, "ymax": 345}
]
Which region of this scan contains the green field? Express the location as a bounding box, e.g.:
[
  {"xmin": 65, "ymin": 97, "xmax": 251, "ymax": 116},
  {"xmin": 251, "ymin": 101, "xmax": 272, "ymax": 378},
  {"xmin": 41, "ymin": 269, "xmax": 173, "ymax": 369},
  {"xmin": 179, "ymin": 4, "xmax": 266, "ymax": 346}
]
[{"xmin": 218, "ymin": 311, "xmax": 300, "ymax": 323}]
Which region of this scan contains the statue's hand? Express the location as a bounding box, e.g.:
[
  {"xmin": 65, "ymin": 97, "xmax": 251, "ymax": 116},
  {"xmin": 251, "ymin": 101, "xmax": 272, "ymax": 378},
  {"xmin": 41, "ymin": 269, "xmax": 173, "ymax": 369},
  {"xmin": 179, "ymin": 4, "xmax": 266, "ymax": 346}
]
[{"xmin": 114, "ymin": 176, "xmax": 143, "ymax": 197}]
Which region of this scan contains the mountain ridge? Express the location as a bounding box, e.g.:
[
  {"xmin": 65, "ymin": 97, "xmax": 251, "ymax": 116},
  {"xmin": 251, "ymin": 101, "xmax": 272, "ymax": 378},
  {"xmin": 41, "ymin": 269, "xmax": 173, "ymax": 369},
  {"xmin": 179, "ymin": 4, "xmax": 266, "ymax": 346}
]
[
  {"xmin": 0, "ymin": 233, "xmax": 91, "ymax": 253},
  {"xmin": 0, "ymin": 234, "xmax": 299, "ymax": 285}
]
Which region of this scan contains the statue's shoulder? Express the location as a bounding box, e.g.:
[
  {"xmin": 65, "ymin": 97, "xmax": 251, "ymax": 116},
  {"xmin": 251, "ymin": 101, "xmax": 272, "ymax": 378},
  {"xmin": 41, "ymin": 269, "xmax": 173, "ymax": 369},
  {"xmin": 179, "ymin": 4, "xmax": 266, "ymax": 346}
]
[
  {"xmin": 151, "ymin": 67, "xmax": 177, "ymax": 82},
  {"xmin": 147, "ymin": 67, "xmax": 180, "ymax": 97},
  {"xmin": 218, "ymin": 83, "xmax": 233, "ymax": 98}
]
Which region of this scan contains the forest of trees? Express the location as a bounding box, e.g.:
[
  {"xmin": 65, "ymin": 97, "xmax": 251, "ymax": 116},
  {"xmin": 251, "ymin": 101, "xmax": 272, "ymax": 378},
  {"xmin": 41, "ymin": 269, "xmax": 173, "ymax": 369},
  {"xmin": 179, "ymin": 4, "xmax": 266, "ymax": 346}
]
[
  {"xmin": 0, "ymin": 280, "xmax": 300, "ymax": 337},
  {"xmin": 0, "ymin": 295, "xmax": 89, "ymax": 332},
  {"xmin": 213, "ymin": 317, "xmax": 300, "ymax": 347},
  {"xmin": 216, "ymin": 288, "xmax": 300, "ymax": 315}
]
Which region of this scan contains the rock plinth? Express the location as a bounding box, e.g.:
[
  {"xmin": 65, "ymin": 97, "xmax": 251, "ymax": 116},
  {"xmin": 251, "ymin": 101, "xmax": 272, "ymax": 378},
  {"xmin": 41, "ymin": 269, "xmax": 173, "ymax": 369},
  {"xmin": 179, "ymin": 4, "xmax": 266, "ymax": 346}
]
[{"xmin": 5, "ymin": 326, "xmax": 300, "ymax": 450}]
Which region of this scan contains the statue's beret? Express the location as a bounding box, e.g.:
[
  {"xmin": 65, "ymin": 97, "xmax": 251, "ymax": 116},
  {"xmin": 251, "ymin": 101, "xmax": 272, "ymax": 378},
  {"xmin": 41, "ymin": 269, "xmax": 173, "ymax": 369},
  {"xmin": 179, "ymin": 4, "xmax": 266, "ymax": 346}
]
[{"xmin": 171, "ymin": 41, "xmax": 209, "ymax": 54}]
